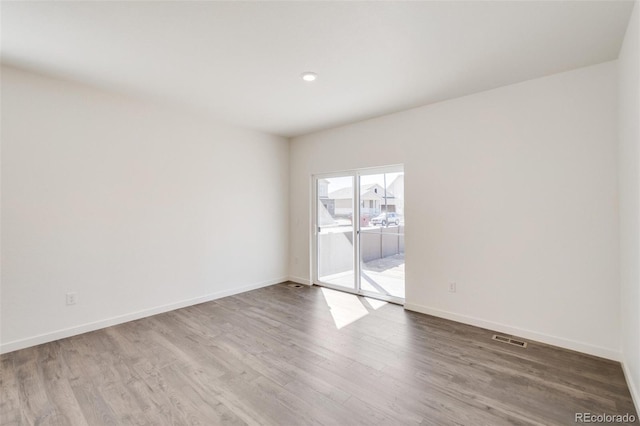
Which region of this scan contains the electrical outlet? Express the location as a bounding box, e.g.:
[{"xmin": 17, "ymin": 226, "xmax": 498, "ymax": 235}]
[
  {"xmin": 449, "ymin": 282, "xmax": 457, "ymax": 293},
  {"xmin": 66, "ymin": 292, "xmax": 77, "ymax": 305}
]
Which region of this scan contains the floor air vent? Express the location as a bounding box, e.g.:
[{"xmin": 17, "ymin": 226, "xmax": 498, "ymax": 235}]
[
  {"xmin": 492, "ymin": 334, "xmax": 528, "ymax": 348},
  {"xmin": 287, "ymin": 284, "xmax": 303, "ymax": 288}
]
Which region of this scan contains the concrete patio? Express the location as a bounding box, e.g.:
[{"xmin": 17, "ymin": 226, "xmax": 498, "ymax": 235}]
[{"xmin": 318, "ymin": 254, "xmax": 405, "ymax": 300}]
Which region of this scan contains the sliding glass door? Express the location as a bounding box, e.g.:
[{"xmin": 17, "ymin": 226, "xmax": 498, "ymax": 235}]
[
  {"xmin": 316, "ymin": 175, "xmax": 356, "ymax": 291},
  {"xmin": 314, "ymin": 166, "xmax": 405, "ymax": 304},
  {"xmin": 358, "ymin": 170, "xmax": 405, "ymax": 301}
]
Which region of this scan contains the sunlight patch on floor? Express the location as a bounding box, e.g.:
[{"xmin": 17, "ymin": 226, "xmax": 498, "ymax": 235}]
[
  {"xmin": 321, "ymin": 287, "xmax": 368, "ymax": 329},
  {"xmin": 363, "ymin": 297, "xmax": 387, "ymax": 310},
  {"xmin": 320, "ymin": 287, "xmax": 387, "ymax": 329}
]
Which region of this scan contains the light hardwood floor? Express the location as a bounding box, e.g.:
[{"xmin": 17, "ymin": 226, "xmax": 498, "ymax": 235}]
[{"xmin": 1, "ymin": 282, "xmax": 638, "ymax": 425}]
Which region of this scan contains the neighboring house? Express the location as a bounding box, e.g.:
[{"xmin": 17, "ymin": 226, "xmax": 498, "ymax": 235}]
[
  {"xmin": 386, "ymin": 174, "xmax": 404, "ymax": 216},
  {"xmin": 317, "ymin": 179, "xmax": 335, "ymax": 218},
  {"xmin": 328, "ymin": 183, "xmax": 396, "ymax": 216}
]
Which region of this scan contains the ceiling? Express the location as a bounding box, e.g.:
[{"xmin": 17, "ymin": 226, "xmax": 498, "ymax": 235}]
[{"xmin": 1, "ymin": 1, "xmax": 634, "ymax": 137}]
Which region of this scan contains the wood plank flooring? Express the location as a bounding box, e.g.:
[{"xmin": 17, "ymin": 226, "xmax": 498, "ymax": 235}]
[{"xmin": 1, "ymin": 282, "xmax": 638, "ymax": 425}]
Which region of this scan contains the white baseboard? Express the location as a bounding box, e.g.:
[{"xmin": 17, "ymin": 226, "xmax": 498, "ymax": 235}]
[
  {"xmin": 404, "ymin": 303, "xmax": 621, "ymax": 361},
  {"xmin": 621, "ymin": 360, "xmax": 640, "ymax": 415},
  {"xmin": 0, "ymin": 277, "xmax": 287, "ymax": 354},
  {"xmin": 288, "ymin": 276, "xmax": 311, "ymax": 286}
]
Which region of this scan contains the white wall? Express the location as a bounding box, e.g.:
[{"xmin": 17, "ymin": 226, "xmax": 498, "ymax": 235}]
[
  {"xmin": 0, "ymin": 66, "xmax": 289, "ymax": 353},
  {"xmin": 618, "ymin": 0, "xmax": 640, "ymax": 411},
  {"xmin": 290, "ymin": 61, "xmax": 620, "ymax": 360}
]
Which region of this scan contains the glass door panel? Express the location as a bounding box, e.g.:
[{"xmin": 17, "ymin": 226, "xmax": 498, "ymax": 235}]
[
  {"xmin": 359, "ymin": 171, "xmax": 405, "ymax": 300},
  {"xmin": 316, "ymin": 176, "xmax": 356, "ymax": 290}
]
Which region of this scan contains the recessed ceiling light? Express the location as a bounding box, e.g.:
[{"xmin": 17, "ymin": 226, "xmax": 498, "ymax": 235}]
[{"xmin": 301, "ymin": 72, "xmax": 317, "ymax": 82}]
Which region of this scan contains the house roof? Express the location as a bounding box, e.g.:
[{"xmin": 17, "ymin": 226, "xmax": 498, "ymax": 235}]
[{"xmin": 329, "ymin": 184, "xmax": 395, "ymax": 200}]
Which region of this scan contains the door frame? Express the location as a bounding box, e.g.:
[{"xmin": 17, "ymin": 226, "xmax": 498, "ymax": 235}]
[{"xmin": 312, "ymin": 165, "xmax": 405, "ymax": 305}]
